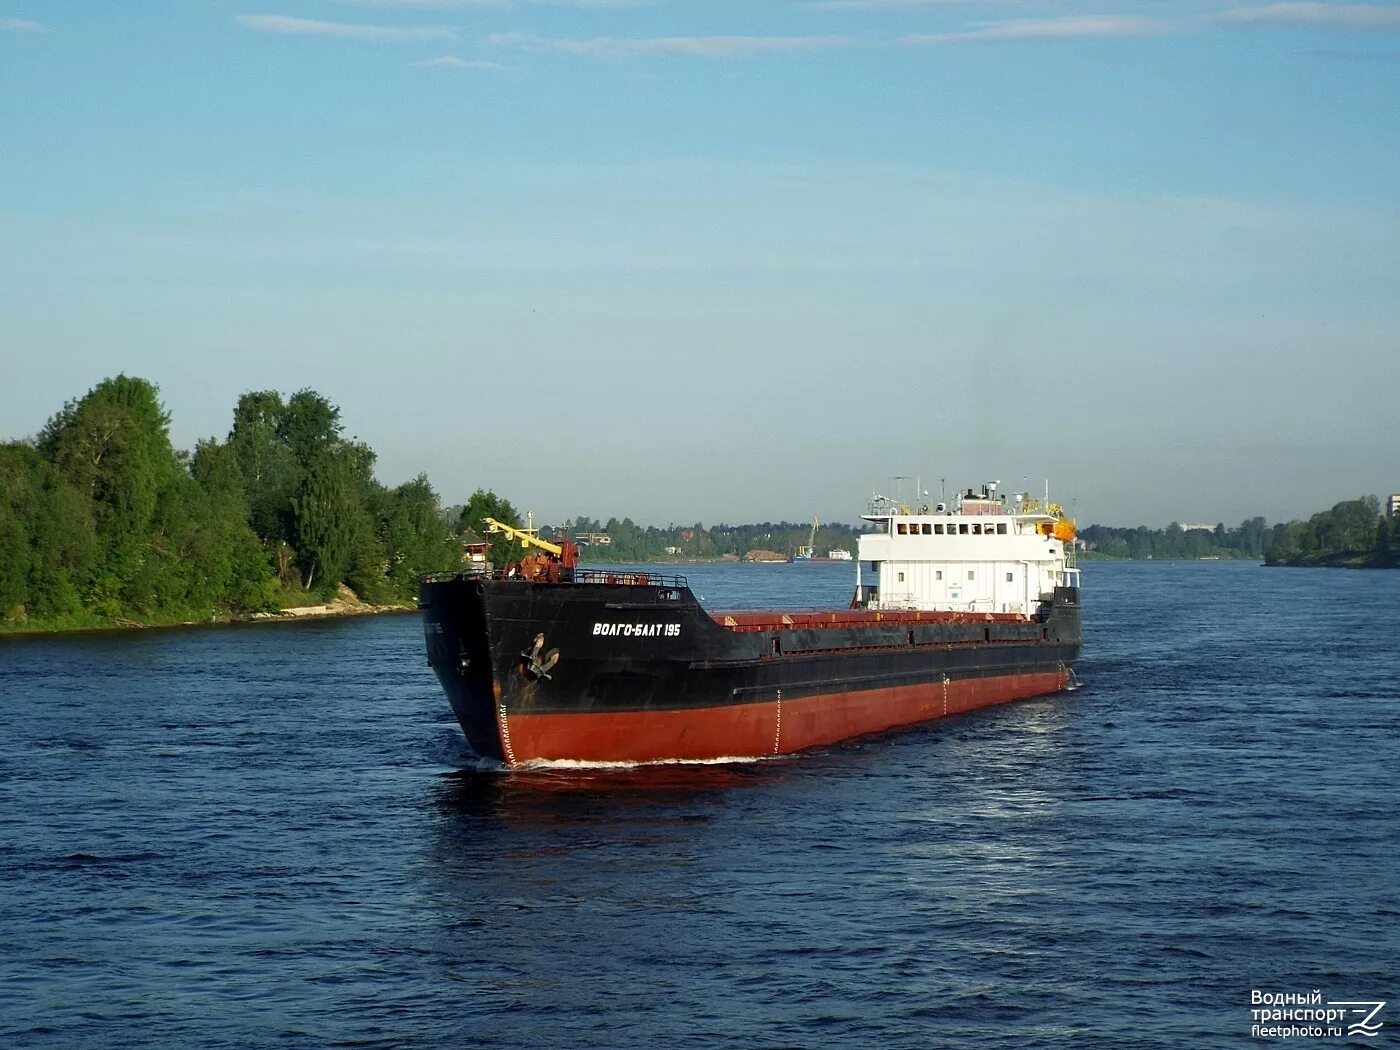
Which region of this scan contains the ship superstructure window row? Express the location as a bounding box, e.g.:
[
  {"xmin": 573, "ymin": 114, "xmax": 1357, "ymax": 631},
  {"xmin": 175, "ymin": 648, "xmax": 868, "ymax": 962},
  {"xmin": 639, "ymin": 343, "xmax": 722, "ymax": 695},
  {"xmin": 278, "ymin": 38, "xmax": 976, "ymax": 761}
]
[{"xmin": 893, "ymin": 520, "xmax": 1010, "ymax": 537}]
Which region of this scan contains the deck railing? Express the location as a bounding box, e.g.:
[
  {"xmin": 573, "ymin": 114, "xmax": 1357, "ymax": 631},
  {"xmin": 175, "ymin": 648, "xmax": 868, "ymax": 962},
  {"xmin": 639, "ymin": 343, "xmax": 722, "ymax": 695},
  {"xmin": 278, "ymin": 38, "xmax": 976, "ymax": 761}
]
[
  {"xmin": 571, "ymin": 569, "xmax": 689, "ymax": 588},
  {"xmin": 421, "ymin": 568, "xmax": 689, "ymax": 589}
]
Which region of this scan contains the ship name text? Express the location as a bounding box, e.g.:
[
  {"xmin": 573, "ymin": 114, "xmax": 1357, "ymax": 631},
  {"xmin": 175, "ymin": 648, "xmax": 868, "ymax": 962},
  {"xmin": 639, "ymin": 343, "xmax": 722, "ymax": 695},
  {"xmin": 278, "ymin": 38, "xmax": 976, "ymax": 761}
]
[{"xmin": 592, "ymin": 622, "xmax": 681, "ymax": 638}]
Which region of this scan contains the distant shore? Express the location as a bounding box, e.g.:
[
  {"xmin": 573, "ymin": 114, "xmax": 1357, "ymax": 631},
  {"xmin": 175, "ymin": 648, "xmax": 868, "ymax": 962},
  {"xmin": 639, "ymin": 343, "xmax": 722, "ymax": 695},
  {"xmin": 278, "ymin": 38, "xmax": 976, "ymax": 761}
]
[
  {"xmin": 1264, "ymin": 551, "xmax": 1400, "ymax": 570},
  {"xmin": 0, "ymin": 597, "xmax": 416, "ymax": 639},
  {"xmin": 1077, "ymin": 553, "xmax": 1259, "ymax": 562},
  {"xmin": 580, "ymin": 555, "xmax": 743, "ymax": 565}
]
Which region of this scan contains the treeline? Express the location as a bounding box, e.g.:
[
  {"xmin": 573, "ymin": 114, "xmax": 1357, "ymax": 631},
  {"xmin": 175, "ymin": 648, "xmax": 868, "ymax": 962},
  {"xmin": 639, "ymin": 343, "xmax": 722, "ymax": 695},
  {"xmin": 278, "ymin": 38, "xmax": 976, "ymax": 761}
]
[
  {"xmin": 1080, "ymin": 497, "xmax": 1400, "ymax": 568},
  {"xmin": 540, "ymin": 517, "xmax": 864, "ymax": 563},
  {"xmin": 0, "ymin": 376, "xmax": 461, "ymax": 631},
  {"xmin": 443, "ymin": 499, "xmax": 867, "ymax": 564},
  {"xmin": 1080, "ymin": 518, "xmax": 1271, "ymax": 560},
  {"xmin": 1263, "ymin": 497, "xmax": 1398, "ymax": 568},
  {"xmin": 455, "ymin": 491, "xmax": 1400, "ymax": 571}
]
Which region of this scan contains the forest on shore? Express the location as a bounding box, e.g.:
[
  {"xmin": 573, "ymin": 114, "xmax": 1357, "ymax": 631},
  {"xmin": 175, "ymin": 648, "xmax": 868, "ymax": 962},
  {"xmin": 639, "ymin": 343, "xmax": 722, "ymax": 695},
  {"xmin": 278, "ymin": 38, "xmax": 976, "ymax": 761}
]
[
  {"xmin": 532, "ymin": 502, "xmax": 1399, "ymax": 568},
  {"xmin": 1079, "ymin": 519, "xmax": 1270, "ymax": 561},
  {"xmin": 487, "ymin": 503, "xmax": 1398, "ymax": 569},
  {"xmin": 0, "ymin": 376, "xmax": 462, "ymax": 632},
  {"xmin": 1261, "ymin": 496, "xmax": 1399, "ymax": 568},
  {"xmin": 1065, "ymin": 498, "xmax": 1396, "ymax": 567}
]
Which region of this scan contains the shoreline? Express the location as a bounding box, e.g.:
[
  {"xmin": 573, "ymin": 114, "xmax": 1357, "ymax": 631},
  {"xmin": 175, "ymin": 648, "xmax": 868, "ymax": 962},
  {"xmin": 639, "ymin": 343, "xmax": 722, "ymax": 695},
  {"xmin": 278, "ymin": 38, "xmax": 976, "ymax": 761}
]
[
  {"xmin": 250, "ymin": 601, "xmax": 416, "ymax": 623},
  {"xmin": 0, "ymin": 600, "xmax": 417, "ymax": 640}
]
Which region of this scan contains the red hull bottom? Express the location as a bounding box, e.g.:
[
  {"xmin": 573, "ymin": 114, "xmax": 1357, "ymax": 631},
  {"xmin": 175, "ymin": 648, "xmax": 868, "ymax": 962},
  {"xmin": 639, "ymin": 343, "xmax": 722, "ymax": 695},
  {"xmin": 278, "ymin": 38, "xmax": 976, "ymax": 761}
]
[{"xmin": 498, "ymin": 669, "xmax": 1068, "ymax": 765}]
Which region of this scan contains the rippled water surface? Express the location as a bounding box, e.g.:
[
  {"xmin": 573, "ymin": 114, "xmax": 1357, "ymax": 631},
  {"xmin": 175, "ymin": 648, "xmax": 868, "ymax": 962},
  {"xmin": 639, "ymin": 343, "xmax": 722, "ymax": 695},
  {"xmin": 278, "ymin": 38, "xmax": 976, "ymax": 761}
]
[{"xmin": 2, "ymin": 562, "xmax": 1397, "ymax": 1048}]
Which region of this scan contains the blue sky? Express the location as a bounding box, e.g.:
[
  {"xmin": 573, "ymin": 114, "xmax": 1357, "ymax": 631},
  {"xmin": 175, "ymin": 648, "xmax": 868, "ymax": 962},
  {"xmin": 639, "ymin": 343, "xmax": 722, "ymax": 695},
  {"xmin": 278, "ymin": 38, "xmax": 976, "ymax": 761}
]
[{"xmin": 2, "ymin": 1, "xmax": 1398, "ymax": 527}]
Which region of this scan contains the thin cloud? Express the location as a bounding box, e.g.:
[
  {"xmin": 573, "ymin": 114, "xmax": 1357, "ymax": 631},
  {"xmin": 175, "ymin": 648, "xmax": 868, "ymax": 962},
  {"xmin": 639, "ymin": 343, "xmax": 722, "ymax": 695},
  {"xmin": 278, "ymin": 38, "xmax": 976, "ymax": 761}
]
[
  {"xmin": 337, "ymin": 1, "xmax": 505, "ymax": 8},
  {"xmin": 811, "ymin": 0, "xmax": 1012, "ymax": 9},
  {"xmin": 237, "ymin": 14, "xmax": 455, "ymax": 41},
  {"xmin": 1, "ymin": 16, "xmax": 48, "ymax": 32},
  {"xmin": 336, "ymin": 0, "xmax": 652, "ymax": 6},
  {"xmin": 411, "ymin": 54, "xmax": 507, "ymax": 67},
  {"xmin": 1216, "ymin": 3, "xmax": 1400, "ymax": 30},
  {"xmin": 1311, "ymin": 45, "xmax": 1400, "ymax": 58},
  {"xmin": 902, "ymin": 15, "xmax": 1173, "ymax": 44},
  {"xmin": 487, "ymin": 31, "xmax": 855, "ymax": 57}
]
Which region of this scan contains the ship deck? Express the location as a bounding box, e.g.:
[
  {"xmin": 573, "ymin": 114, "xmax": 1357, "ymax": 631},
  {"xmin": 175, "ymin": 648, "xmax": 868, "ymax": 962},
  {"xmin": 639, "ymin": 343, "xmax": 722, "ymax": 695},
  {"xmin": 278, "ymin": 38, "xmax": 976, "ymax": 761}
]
[{"xmin": 708, "ymin": 608, "xmax": 1037, "ymax": 631}]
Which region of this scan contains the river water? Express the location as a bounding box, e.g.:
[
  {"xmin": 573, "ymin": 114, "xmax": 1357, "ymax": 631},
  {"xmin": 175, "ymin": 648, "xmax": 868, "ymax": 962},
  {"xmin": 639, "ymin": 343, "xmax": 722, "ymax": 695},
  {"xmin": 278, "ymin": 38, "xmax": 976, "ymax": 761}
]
[{"xmin": 1, "ymin": 561, "xmax": 1396, "ymax": 1048}]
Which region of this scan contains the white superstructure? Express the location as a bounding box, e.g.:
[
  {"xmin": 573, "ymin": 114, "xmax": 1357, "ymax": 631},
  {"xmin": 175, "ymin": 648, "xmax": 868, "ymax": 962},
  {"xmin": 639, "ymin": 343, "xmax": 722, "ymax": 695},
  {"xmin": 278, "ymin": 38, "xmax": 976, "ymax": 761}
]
[{"xmin": 854, "ymin": 484, "xmax": 1080, "ymax": 614}]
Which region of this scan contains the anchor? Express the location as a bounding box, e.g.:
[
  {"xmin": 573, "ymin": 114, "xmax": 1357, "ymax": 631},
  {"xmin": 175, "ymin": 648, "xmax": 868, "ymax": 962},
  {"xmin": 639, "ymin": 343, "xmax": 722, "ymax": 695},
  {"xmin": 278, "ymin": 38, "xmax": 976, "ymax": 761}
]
[{"xmin": 522, "ymin": 633, "xmax": 560, "ymax": 680}]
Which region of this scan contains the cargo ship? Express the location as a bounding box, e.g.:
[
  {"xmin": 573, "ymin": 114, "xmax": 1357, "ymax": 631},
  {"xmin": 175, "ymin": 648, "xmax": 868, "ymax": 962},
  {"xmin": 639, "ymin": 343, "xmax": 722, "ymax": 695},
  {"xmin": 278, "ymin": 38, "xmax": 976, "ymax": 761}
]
[{"xmin": 420, "ymin": 483, "xmax": 1081, "ymax": 766}]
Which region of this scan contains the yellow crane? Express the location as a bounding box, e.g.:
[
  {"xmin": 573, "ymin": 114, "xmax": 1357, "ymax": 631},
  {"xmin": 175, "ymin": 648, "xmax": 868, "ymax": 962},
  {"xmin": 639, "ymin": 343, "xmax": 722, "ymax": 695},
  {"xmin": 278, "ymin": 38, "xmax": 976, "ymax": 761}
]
[
  {"xmin": 483, "ymin": 517, "xmax": 579, "ymax": 570},
  {"xmin": 484, "ymin": 517, "xmax": 562, "ymax": 556}
]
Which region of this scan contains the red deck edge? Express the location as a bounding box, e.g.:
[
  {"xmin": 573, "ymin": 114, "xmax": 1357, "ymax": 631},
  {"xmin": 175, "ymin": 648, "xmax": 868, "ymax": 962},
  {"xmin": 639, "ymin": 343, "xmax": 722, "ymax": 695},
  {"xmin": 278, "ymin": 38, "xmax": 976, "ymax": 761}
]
[
  {"xmin": 498, "ymin": 668, "xmax": 1066, "ymax": 765},
  {"xmin": 708, "ymin": 608, "xmax": 1033, "ymax": 632}
]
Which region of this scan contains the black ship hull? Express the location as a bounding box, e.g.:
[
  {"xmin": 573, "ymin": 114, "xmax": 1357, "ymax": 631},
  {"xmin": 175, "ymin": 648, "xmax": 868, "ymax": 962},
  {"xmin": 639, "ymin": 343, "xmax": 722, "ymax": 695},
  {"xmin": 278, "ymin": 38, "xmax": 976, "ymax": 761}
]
[{"xmin": 420, "ymin": 571, "xmax": 1082, "ymax": 765}]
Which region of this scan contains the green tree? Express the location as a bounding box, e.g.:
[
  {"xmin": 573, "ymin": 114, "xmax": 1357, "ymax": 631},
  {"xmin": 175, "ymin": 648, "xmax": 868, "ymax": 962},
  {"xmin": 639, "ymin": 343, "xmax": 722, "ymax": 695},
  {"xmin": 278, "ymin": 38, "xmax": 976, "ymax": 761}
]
[
  {"xmin": 228, "ymin": 390, "xmax": 297, "ymax": 546},
  {"xmin": 291, "ymin": 451, "xmax": 367, "ymax": 594},
  {"xmin": 40, "ymin": 377, "xmax": 168, "ymax": 534},
  {"xmin": 0, "ymin": 443, "xmax": 37, "ymax": 617},
  {"xmin": 277, "ymin": 389, "xmax": 343, "ymax": 469},
  {"xmin": 457, "ymin": 489, "xmax": 521, "ymax": 566},
  {"xmin": 27, "ymin": 464, "xmax": 98, "ymax": 619},
  {"xmin": 225, "ymin": 387, "xmax": 384, "ymax": 597},
  {"xmin": 189, "ymin": 438, "xmax": 277, "ymax": 612},
  {"xmin": 378, "ymin": 474, "xmax": 460, "ymax": 596},
  {"xmin": 1265, "ymin": 520, "xmax": 1316, "ymax": 565},
  {"xmin": 1238, "ymin": 516, "xmax": 1269, "ymax": 558},
  {"xmin": 38, "ymin": 376, "xmax": 179, "ymax": 615},
  {"xmin": 345, "ymin": 504, "xmax": 392, "ymax": 602}
]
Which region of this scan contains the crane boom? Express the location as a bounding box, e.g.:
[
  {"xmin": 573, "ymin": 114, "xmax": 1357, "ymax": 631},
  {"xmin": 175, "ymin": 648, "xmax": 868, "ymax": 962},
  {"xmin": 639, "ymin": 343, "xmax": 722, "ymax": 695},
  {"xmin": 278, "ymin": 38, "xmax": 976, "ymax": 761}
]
[{"xmin": 483, "ymin": 517, "xmax": 562, "ymax": 556}]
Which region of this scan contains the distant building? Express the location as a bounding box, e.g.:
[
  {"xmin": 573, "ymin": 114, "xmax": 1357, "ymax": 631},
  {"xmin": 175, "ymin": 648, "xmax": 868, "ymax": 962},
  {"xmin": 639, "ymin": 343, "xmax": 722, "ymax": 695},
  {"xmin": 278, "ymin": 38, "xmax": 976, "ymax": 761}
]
[
  {"xmin": 1390, "ymin": 494, "xmax": 1400, "ymax": 519},
  {"xmin": 576, "ymin": 532, "xmax": 612, "ymax": 547},
  {"xmin": 664, "ymin": 546, "xmax": 681, "ymax": 555},
  {"xmin": 1180, "ymin": 522, "xmax": 1220, "ymax": 532}
]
